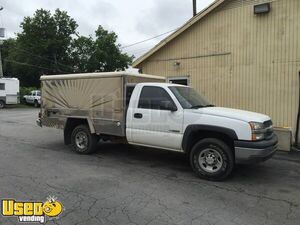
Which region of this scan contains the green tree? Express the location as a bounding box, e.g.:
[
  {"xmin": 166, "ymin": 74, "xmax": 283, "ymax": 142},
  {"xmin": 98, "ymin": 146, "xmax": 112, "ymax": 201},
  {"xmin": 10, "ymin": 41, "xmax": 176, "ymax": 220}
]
[
  {"xmin": 2, "ymin": 9, "xmax": 133, "ymax": 87},
  {"xmin": 71, "ymin": 36, "xmax": 95, "ymax": 72},
  {"xmin": 71, "ymin": 26, "xmax": 133, "ymax": 73},
  {"xmin": 1, "ymin": 38, "xmax": 17, "ymax": 77},
  {"xmin": 7, "ymin": 9, "xmax": 78, "ymax": 87}
]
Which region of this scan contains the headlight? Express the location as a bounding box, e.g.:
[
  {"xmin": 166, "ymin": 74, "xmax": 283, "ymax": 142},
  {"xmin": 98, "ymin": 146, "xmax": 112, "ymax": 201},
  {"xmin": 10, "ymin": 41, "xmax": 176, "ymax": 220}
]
[
  {"xmin": 249, "ymin": 122, "xmax": 265, "ymax": 130},
  {"xmin": 249, "ymin": 122, "xmax": 266, "ymax": 141}
]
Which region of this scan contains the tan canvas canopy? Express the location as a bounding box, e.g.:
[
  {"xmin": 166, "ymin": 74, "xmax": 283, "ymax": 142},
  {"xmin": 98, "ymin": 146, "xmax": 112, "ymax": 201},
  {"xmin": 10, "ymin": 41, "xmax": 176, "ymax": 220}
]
[{"xmin": 40, "ymin": 72, "xmax": 165, "ymax": 136}]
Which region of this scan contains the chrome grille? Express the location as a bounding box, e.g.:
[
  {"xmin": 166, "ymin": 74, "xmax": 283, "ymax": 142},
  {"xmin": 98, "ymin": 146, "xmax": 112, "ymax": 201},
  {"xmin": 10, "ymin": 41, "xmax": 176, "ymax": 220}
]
[{"xmin": 264, "ymin": 120, "xmax": 274, "ymax": 140}]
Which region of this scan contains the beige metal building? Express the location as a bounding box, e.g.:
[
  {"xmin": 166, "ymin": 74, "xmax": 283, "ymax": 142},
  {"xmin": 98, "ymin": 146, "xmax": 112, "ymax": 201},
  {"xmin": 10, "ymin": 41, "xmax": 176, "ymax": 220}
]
[{"xmin": 133, "ymin": 0, "xmax": 300, "ymax": 148}]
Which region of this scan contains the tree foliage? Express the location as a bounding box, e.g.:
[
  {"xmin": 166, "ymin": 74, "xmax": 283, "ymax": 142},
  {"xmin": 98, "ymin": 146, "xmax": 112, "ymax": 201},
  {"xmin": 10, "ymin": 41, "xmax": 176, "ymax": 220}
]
[
  {"xmin": 2, "ymin": 9, "xmax": 133, "ymax": 87},
  {"xmin": 71, "ymin": 26, "xmax": 133, "ymax": 73}
]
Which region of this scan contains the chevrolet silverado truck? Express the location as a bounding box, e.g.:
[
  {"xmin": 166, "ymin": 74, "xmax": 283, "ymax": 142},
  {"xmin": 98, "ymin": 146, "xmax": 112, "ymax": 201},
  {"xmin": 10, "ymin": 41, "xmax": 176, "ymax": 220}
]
[
  {"xmin": 37, "ymin": 72, "xmax": 278, "ymax": 180},
  {"xmin": 23, "ymin": 90, "xmax": 41, "ymax": 107}
]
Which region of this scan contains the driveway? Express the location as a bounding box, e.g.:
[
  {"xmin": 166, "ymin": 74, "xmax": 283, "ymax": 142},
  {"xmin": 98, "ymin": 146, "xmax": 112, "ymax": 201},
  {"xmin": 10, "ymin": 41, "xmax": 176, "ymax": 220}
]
[{"xmin": 0, "ymin": 108, "xmax": 299, "ymax": 225}]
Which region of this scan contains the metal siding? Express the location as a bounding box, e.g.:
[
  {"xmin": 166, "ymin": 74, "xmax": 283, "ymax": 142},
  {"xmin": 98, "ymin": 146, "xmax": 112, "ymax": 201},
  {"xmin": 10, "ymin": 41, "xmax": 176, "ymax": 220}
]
[{"xmin": 139, "ymin": 0, "xmax": 300, "ymax": 142}]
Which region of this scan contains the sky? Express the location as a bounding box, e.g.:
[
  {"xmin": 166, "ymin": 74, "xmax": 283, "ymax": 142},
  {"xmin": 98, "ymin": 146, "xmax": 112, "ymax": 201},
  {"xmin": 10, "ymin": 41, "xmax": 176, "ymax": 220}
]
[{"xmin": 0, "ymin": 0, "xmax": 214, "ymax": 58}]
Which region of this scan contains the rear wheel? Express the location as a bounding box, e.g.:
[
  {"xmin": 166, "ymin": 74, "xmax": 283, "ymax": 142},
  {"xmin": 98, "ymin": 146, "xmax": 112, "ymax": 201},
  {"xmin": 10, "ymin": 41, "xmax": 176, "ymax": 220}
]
[
  {"xmin": 34, "ymin": 100, "xmax": 39, "ymax": 108},
  {"xmin": 190, "ymin": 138, "xmax": 234, "ymax": 181},
  {"xmin": 71, "ymin": 125, "xmax": 98, "ymax": 154},
  {"xmin": 0, "ymin": 100, "xmax": 5, "ymax": 109}
]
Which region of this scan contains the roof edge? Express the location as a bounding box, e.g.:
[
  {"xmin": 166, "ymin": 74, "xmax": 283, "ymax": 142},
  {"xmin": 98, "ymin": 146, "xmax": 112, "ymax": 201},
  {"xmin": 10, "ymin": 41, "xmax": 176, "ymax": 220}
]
[
  {"xmin": 132, "ymin": 0, "xmax": 225, "ymax": 68},
  {"xmin": 40, "ymin": 72, "xmax": 165, "ymax": 81}
]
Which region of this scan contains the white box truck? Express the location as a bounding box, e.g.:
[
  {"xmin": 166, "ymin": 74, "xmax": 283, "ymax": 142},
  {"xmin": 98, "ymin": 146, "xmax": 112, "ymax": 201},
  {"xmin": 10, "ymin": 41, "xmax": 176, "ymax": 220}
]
[
  {"xmin": 37, "ymin": 72, "xmax": 278, "ymax": 180},
  {"xmin": 0, "ymin": 77, "xmax": 20, "ymax": 109}
]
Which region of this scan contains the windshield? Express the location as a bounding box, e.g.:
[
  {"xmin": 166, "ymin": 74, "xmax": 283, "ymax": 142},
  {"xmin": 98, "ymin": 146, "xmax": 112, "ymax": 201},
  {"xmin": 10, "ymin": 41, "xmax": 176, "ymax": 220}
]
[{"xmin": 169, "ymin": 86, "xmax": 213, "ymax": 109}]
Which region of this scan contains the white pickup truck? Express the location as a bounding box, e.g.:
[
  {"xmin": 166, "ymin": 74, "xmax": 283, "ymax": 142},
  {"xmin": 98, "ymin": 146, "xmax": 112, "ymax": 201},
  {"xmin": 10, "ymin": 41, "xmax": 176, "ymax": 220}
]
[
  {"xmin": 37, "ymin": 72, "xmax": 278, "ymax": 180},
  {"xmin": 23, "ymin": 90, "xmax": 41, "ymax": 107}
]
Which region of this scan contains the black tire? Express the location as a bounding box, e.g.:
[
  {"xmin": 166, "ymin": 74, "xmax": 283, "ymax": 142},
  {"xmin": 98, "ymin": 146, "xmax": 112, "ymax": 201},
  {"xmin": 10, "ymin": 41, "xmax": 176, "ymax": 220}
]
[
  {"xmin": 190, "ymin": 138, "xmax": 234, "ymax": 181},
  {"xmin": 34, "ymin": 100, "xmax": 39, "ymax": 108},
  {"xmin": 0, "ymin": 100, "xmax": 5, "ymax": 109},
  {"xmin": 71, "ymin": 125, "xmax": 98, "ymax": 154}
]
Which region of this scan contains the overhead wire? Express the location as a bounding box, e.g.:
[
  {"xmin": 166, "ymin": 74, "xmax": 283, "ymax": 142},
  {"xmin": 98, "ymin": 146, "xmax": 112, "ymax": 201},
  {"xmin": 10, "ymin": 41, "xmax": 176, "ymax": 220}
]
[
  {"xmin": 4, "ymin": 59, "xmax": 53, "ymax": 71},
  {"xmin": 121, "ymin": 28, "xmax": 177, "ymax": 49}
]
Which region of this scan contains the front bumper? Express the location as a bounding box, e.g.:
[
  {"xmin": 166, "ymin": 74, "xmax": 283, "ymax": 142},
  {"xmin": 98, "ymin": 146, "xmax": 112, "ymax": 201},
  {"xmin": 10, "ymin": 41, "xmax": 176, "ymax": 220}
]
[{"xmin": 234, "ymin": 135, "xmax": 278, "ymax": 164}]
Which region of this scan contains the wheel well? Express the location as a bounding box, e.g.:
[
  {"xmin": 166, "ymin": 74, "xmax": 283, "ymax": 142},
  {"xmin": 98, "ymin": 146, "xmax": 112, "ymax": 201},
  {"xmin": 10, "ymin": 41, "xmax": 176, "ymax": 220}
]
[
  {"xmin": 184, "ymin": 130, "xmax": 235, "ymax": 155},
  {"xmin": 64, "ymin": 118, "xmax": 89, "ymax": 145},
  {"xmin": 0, "ymin": 99, "xmax": 5, "ymax": 108}
]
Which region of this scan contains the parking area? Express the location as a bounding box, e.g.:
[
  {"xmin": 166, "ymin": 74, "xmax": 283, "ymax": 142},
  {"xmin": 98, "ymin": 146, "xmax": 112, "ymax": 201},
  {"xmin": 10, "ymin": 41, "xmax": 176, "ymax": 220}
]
[{"xmin": 0, "ymin": 108, "xmax": 300, "ymax": 225}]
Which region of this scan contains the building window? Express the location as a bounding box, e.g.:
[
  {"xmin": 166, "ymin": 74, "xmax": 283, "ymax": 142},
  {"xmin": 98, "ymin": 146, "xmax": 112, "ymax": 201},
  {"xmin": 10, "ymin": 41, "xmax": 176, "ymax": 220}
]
[
  {"xmin": 254, "ymin": 3, "xmax": 271, "ymax": 15},
  {"xmin": 0, "ymin": 83, "xmax": 5, "ymax": 90},
  {"xmin": 168, "ymin": 76, "xmax": 190, "ymax": 86}
]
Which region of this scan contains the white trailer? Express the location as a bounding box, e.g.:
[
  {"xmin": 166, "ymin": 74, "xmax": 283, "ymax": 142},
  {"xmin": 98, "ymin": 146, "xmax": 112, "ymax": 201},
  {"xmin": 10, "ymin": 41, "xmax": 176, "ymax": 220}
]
[{"xmin": 0, "ymin": 77, "xmax": 20, "ymax": 109}]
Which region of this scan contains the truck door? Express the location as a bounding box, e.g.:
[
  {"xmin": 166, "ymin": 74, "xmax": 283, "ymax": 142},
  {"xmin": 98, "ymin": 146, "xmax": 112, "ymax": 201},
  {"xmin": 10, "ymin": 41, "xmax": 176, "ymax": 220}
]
[
  {"xmin": 28, "ymin": 91, "xmax": 35, "ymax": 103},
  {"xmin": 127, "ymin": 86, "xmax": 184, "ymax": 151}
]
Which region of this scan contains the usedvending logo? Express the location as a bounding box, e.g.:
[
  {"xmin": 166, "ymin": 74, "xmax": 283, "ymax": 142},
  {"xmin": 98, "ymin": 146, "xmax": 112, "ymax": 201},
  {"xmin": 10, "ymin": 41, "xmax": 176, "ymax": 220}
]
[{"xmin": 1, "ymin": 196, "xmax": 63, "ymax": 223}]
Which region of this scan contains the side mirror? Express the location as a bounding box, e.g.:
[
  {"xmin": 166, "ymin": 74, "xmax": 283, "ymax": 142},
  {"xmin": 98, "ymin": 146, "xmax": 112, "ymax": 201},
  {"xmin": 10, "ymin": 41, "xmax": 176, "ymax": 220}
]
[{"xmin": 160, "ymin": 101, "xmax": 177, "ymax": 112}]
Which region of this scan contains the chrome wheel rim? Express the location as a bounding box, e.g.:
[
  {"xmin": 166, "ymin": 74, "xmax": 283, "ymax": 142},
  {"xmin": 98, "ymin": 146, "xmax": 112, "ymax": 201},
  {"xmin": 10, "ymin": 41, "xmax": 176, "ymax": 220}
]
[
  {"xmin": 198, "ymin": 148, "xmax": 223, "ymax": 173},
  {"xmin": 75, "ymin": 131, "xmax": 88, "ymax": 150}
]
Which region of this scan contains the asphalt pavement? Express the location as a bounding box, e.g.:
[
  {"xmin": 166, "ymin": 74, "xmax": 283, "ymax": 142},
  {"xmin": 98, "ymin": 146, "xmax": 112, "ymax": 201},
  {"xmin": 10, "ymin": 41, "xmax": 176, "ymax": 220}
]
[{"xmin": 0, "ymin": 108, "xmax": 299, "ymax": 225}]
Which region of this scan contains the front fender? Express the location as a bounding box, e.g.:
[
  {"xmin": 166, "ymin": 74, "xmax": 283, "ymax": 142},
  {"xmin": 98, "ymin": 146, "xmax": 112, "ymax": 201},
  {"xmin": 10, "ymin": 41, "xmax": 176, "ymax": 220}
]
[{"xmin": 182, "ymin": 124, "xmax": 238, "ymax": 152}]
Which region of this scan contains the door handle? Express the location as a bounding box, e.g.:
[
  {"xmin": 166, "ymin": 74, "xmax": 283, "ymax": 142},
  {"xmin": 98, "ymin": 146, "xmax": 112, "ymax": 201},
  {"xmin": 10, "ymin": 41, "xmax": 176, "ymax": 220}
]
[{"xmin": 134, "ymin": 113, "xmax": 143, "ymax": 119}]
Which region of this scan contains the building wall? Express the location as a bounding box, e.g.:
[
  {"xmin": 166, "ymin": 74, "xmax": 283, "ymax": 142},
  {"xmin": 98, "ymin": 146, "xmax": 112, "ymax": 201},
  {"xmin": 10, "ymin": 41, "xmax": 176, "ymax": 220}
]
[{"xmin": 138, "ymin": 0, "xmax": 300, "ymax": 143}]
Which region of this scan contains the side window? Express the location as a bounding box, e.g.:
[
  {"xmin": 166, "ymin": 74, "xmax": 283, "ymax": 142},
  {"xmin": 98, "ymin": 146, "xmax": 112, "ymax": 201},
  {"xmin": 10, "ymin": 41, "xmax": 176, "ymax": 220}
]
[
  {"xmin": 0, "ymin": 83, "xmax": 5, "ymax": 90},
  {"xmin": 37, "ymin": 91, "xmax": 41, "ymax": 96},
  {"xmin": 138, "ymin": 86, "xmax": 175, "ymax": 110},
  {"xmin": 126, "ymin": 85, "xmax": 135, "ymax": 107}
]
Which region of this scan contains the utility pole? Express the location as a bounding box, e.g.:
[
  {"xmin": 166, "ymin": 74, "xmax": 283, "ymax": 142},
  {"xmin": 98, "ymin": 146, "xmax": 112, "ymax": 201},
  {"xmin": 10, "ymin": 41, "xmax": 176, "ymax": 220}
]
[
  {"xmin": 0, "ymin": 6, "xmax": 4, "ymax": 78},
  {"xmin": 0, "ymin": 43, "xmax": 3, "ymax": 77},
  {"xmin": 193, "ymin": 0, "xmax": 197, "ymax": 17}
]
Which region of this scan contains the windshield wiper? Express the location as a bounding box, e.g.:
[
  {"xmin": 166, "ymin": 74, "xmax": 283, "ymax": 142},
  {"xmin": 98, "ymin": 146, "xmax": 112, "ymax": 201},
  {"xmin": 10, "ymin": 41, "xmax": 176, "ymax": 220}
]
[
  {"xmin": 190, "ymin": 104, "xmax": 215, "ymax": 109},
  {"xmin": 190, "ymin": 105, "xmax": 205, "ymax": 109}
]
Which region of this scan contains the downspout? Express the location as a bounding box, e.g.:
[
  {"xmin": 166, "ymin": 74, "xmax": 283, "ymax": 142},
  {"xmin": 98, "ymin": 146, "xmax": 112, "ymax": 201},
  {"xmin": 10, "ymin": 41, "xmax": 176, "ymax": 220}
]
[
  {"xmin": 295, "ymin": 71, "xmax": 300, "ymax": 147},
  {"xmin": 193, "ymin": 0, "xmax": 197, "ymax": 17}
]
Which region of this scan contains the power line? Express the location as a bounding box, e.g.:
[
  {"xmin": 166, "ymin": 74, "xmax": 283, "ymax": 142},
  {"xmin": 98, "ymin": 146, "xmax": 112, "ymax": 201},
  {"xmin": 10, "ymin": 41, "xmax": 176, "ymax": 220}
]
[
  {"xmin": 126, "ymin": 46, "xmax": 153, "ymax": 54},
  {"xmin": 4, "ymin": 58, "xmax": 70, "ymax": 73},
  {"xmin": 121, "ymin": 28, "xmax": 178, "ymax": 49},
  {"xmin": 4, "ymin": 59, "xmax": 52, "ymax": 70},
  {"xmin": 9, "ymin": 46, "xmax": 74, "ymax": 71}
]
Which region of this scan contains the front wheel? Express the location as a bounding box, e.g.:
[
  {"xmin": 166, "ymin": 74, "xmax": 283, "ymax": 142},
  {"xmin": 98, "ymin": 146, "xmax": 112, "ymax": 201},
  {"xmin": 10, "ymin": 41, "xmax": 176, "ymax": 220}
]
[
  {"xmin": 71, "ymin": 125, "xmax": 98, "ymax": 154},
  {"xmin": 34, "ymin": 100, "xmax": 39, "ymax": 108},
  {"xmin": 190, "ymin": 138, "xmax": 234, "ymax": 181},
  {"xmin": 0, "ymin": 100, "xmax": 5, "ymax": 109}
]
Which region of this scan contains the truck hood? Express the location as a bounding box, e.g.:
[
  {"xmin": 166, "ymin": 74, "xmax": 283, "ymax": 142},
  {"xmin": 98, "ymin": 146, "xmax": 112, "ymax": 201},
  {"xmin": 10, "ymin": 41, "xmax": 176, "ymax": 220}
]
[{"xmin": 191, "ymin": 107, "xmax": 270, "ymax": 123}]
